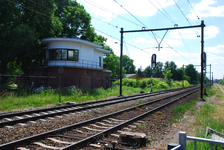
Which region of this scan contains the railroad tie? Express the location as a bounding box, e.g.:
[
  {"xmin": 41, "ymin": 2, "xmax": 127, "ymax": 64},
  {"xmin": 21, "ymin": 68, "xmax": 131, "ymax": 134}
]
[
  {"xmin": 96, "ymin": 122, "xmax": 114, "ymax": 127},
  {"xmin": 47, "ymin": 138, "xmax": 73, "ymax": 144},
  {"xmin": 109, "ymin": 118, "xmax": 126, "ymax": 122},
  {"xmin": 90, "ymin": 124, "xmax": 109, "ymax": 129},
  {"xmin": 34, "ymin": 142, "xmax": 63, "ymax": 149},
  {"xmin": 89, "ymin": 144, "xmax": 101, "ymax": 148},
  {"xmin": 17, "ymin": 147, "xmax": 30, "ymax": 150},
  {"xmin": 82, "ymin": 127, "xmax": 103, "ymax": 132}
]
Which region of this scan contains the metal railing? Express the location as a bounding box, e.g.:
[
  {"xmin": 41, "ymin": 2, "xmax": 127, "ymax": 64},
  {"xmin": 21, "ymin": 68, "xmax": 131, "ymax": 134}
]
[
  {"xmin": 171, "ymin": 131, "xmax": 224, "ymax": 150},
  {"xmin": 46, "ymin": 59, "xmax": 103, "ymax": 69}
]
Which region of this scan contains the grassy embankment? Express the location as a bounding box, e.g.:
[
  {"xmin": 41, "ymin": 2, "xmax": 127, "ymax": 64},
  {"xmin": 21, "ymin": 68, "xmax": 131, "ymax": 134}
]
[
  {"xmin": 170, "ymin": 84, "xmax": 224, "ymax": 149},
  {"xmin": 0, "ymin": 78, "xmax": 190, "ymax": 112}
]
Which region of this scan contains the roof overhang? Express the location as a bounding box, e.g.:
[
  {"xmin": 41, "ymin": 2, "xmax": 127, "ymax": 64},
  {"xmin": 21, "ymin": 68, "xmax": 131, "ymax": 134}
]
[{"xmin": 42, "ymin": 38, "xmax": 103, "ymax": 49}]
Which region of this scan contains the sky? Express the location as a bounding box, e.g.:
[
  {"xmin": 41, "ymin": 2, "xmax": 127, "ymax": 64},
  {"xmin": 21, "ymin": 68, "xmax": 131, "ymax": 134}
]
[{"xmin": 77, "ymin": 0, "xmax": 224, "ymax": 80}]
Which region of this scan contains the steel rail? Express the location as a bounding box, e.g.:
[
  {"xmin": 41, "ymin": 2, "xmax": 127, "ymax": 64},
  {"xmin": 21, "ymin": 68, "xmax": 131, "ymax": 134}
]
[
  {"xmin": 0, "ymin": 85, "xmax": 195, "ymax": 120},
  {"xmin": 0, "ymin": 88, "xmax": 169, "ymax": 120},
  {"xmin": 0, "ymin": 86, "xmax": 195, "ymax": 128},
  {"xmin": 0, "ymin": 91, "xmax": 164, "ymax": 128},
  {"xmin": 0, "ymin": 86, "xmax": 199, "ymax": 150},
  {"xmin": 62, "ymin": 88, "xmax": 199, "ymax": 150}
]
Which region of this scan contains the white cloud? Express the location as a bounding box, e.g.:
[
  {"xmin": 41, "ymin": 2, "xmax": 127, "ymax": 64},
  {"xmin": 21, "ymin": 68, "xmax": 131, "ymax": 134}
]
[
  {"xmin": 169, "ymin": 26, "xmax": 219, "ymax": 39},
  {"xmin": 133, "ymin": 37, "xmax": 183, "ymax": 47},
  {"xmin": 205, "ymin": 44, "xmax": 224, "ymax": 54},
  {"xmin": 187, "ymin": 0, "xmax": 224, "ymax": 20},
  {"xmin": 78, "ymin": 0, "xmax": 175, "ymax": 22}
]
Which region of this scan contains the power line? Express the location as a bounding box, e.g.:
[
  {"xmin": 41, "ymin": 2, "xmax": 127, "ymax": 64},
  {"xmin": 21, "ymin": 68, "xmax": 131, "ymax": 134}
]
[
  {"xmin": 173, "ymin": 0, "xmax": 200, "ymax": 37},
  {"xmin": 147, "ymin": 0, "xmax": 175, "ymax": 24},
  {"xmin": 6, "ymin": 0, "xmax": 54, "ymax": 18},
  {"xmin": 155, "ymin": 0, "xmax": 176, "ymax": 24},
  {"xmin": 95, "ymin": 29, "xmax": 167, "ymax": 62},
  {"xmin": 82, "ymin": 0, "xmax": 142, "ymax": 27},
  {"xmin": 187, "ymin": 0, "xmax": 200, "ymax": 20}
]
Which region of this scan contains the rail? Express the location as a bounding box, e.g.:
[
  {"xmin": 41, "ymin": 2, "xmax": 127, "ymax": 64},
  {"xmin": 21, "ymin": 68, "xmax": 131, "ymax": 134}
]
[{"xmin": 171, "ymin": 131, "xmax": 224, "ymax": 150}]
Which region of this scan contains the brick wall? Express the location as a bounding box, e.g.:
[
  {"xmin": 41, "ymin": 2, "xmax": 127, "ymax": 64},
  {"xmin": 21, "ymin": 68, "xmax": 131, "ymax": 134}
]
[{"xmin": 30, "ymin": 67, "xmax": 111, "ymax": 89}]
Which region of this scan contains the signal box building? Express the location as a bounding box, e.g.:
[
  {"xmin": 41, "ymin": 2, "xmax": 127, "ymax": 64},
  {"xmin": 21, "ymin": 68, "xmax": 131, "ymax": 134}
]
[{"xmin": 30, "ymin": 37, "xmax": 111, "ymax": 89}]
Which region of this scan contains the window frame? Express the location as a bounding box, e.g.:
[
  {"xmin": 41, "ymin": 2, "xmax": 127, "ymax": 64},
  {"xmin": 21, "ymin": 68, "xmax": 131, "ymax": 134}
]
[{"xmin": 50, "ymin": 49, "xmax": 79, "ymax": 61}]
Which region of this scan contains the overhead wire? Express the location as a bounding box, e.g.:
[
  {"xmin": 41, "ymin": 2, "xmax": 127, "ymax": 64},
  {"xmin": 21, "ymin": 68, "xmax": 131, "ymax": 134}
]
[
  {"xmin": 82, "ymin": 0, "xmax": 143, "ymax": 28},
  {"xmin": 187, "ymin": 0, "xmax": 200, "ymax": 20},
  {"xmin": 148, "ymin": 0, "xmax": 199, "ymax": 64},
  {"xmin": 147, "ymin": 0, "xmax": 175, "ymax": 24},
  {"xmin": 11, "ymin": 0, "xmax": 197, "ymax": 65},
  {"xmin": 6, "ymin": 0, "xmax": 54, "ymax": 18},
  {"xmin": 173, "ymin": 0, "xmax": 200, "ymax": 37},
  {"xmin": 95, "ymin": 29, "xmax": 167, "ymax": 62}
]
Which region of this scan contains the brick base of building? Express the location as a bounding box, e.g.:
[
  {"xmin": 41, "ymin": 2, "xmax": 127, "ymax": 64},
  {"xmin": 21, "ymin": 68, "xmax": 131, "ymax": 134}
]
[{"xmin": 28, "ymin": 67, "xmax": 111, "ymax": 89}]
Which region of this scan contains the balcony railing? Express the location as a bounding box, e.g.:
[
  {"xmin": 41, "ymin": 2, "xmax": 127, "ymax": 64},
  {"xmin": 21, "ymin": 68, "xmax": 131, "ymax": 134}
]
[{"xmin": 45, "ymin": 59, "xmax": 103, "ymax": 70}]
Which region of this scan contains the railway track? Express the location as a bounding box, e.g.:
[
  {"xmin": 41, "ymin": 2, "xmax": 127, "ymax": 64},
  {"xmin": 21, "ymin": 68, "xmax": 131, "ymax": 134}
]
[
  {"xmin": 0, "ymin": 86, "xmax": 200, "ymax": 150},
  {"xmin": 0, "ymin": 86, "xmax": 194, "ymax": 129}
]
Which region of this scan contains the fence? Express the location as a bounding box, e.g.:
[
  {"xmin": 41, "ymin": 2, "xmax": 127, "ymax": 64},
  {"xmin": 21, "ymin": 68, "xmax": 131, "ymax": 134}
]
[{"xmin": 170, "ymin": 131, "xmax": 224, "ymax": 150}]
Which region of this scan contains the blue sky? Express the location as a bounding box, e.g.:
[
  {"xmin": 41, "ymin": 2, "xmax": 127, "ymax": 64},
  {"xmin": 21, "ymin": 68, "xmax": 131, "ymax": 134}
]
[{"xmin": 77, "ymin": 0, "xmax": 224, "ymax": 80}]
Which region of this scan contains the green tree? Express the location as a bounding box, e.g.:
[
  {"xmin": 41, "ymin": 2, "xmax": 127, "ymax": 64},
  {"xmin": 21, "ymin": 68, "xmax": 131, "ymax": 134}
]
[
  {"xmin": 165, "ymin": 70, "xmax": 172, "ymax": 88},
  {"xmin": 122, "ymin": 55, "xmax": 136, "ymax": 74},
  {"xmin": 0, "ymin": 0, "xmax": 62, "ymax": 82},
  {"xmin": 144, "ymin": 66, "xmax": 152, "ymax": 78},
  {"xmin": 54, "ymin": 0, "xmax": 91, "ymax": 37},
  {"xmin": 185, "ymin": 64, "xmax": 198, "ymax": 84},
  {"xmin": 153, "ymin": 62, "xmax": 164, "ymax": 78},
  {"xmin": 137, "ymin": 68, "xmax": 142, "ymax": 77},
  {"xmin": 163, "ymin": 61, "xmax": 177, "ymax": 80},
  {"xmin": 176, "ymin": 67, "xmax": 184, "ymax": 81}
]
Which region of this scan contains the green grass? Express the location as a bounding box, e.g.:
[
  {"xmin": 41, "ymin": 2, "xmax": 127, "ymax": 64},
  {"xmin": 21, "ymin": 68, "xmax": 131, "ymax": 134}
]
[
  {"xmin": 186, "ymin": 84, "xmax": 224, "ymax": 149},
  {"xmin": 0, "ymin": 79, "xmax": 190, "ymax": 112},
  {"xmin": 170, "ymin": 100, "xmax": 197, "ymax": 123}
]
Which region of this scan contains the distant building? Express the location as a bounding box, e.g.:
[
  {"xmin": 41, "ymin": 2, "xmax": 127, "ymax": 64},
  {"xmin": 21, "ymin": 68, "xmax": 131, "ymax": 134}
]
[
  {"xmin": 30, "ymin": 37, "xmax": 111, "ymax": 89},
  {"xmin": 125, "ymin": 74, "xmax": 137, "ymax": 79}
]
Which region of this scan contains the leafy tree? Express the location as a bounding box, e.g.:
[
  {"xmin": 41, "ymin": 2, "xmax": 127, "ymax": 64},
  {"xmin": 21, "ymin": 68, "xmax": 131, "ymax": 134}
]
[
  {"xmin": 137, "ymin": 68, "xmax": 142, "ymax": 77},
  {"xmin": 163, "ymin": 61, "xmax": 177, "ymax": 80},
  {"xmin": 165, "ymin": 70, "xmax": 172, "ymax": 88},
  {"xmin": 185, "ymin": 64, "xmax": 198, "ymax": 84},
  {"xmin": 176, "ymin": 67, "xmax": 184, "ymax": 81},
  {"xmin": 153, "ymin": 62, "xmax": 164, "ymax": 78},
  {"xmin": 122, "ymin": 55, "xmax": 136, "ymax": 74},
  {"xmin": 0, "ymin": 0, "xmax": 62, "ymax": 82},
  {"xmin": 144, "ymin": 66, "xmax": 152, "ymax": 78},
  {"xmin": 54, "ymin": 0, "xmax": 91, "ymax": 37}
]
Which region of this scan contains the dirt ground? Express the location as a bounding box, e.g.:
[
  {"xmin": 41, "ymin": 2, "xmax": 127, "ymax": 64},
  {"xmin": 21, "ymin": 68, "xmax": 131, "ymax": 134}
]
[
  {"xmin": 145, "ymin": 84, "xmax": 224, "ymax": 150},
  {"xmin": 143, "ymin": 100, "xmax": 205, "ymax": 150}
]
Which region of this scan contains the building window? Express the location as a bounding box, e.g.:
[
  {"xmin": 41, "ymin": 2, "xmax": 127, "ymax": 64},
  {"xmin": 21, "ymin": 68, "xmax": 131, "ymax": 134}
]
[
  {"xmin": 68, "ymin": 50, "xmax": 74, "ymax": 60},
  {"xmin": 74, "ymin": 50, "xmax": 79, "ymax": 61},
  {"xmin": 99, "ymin": 56, "xmax": 101, "ymax": 66},
  {"xmin": 50, "ymin": 49, "xmax": 79, "ymax": 61}
]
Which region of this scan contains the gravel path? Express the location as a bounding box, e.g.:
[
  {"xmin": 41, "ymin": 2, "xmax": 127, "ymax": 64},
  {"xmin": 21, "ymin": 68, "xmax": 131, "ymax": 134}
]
[{"xmin": 217, "ymin": 84, "xmax": 224, "ymax": 95}]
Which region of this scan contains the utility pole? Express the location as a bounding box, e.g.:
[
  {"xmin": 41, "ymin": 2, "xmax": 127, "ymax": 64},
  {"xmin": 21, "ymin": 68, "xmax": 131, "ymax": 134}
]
[
  {"xmin": 210, "ymin": 64, "xmax": 211, "ymax": 88},
  {"xmin": 200, "ymin": 21, "xmax": 205, "ymax": 101},
  {"xmin": 120, "ymin": 28, "xmax": 123, "ymax": 96},
  {"xmin": 182, "ymin": 65, "xmax": 184, "ymax": 88},
  {"xmin": 119, "ymin": 21, "xmax": 205, "ymax": 99}
]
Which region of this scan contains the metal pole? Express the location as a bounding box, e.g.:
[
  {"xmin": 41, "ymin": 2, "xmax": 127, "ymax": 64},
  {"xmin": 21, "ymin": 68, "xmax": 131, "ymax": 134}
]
[
  {"xmin": 210, "ymin": 64, "xmax": 211, "ymax": 88},
  {"xmin": 200, "ymin": 21, "xmax": 205, "ymax": 100},
  {"xmin": 183, "ymin": 65, "xmax": 184, "ymax": 88},
  {"xmin": 151, "ymin": 69, "xmax": 153, "ymax": 92},
  {"xmin": 59, "ymin": 73, "xmax": 61, "ymax": 104},
  {"xmin": 120, "ymin": 28, "xmax": 123, "ymax": 96},
  {"xmin": 179, "ymin": 131, "xmax": 187, "ymax": 150},
  {"xmin": 212, "ymin": 72, "xmax": 213, "ymax": 85}
]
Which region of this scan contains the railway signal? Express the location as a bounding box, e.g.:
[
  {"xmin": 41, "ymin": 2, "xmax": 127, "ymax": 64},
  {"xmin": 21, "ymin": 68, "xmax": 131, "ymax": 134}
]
[{"xmin": 151, "ymin": 54, "xmax": 156, "ymax": 92}]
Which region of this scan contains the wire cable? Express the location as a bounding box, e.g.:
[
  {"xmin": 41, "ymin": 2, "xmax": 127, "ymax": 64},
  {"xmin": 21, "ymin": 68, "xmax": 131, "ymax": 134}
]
[
  {"xmin": 187, "ymin": 0, "xmax": 200, "ymax": 20},
  {"xmin": 82, "ymin": 0, "xmax": 143, "ymax": 27},
  {"xmin": 147, "ymin": 0, "xmax": 175, "ymax": 24}
]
